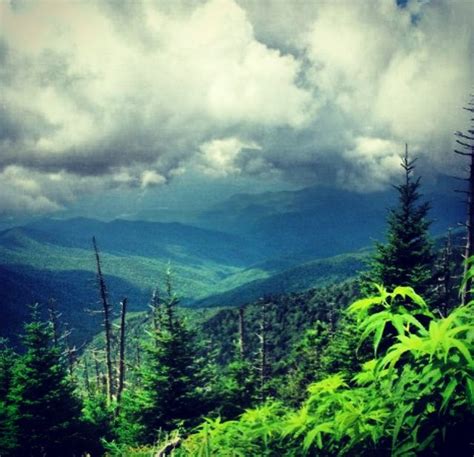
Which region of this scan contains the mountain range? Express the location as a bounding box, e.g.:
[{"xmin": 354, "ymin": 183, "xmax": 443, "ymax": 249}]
[{"xmin": 0, "ymin": 182, "xmax": 464, "ymax": 346}]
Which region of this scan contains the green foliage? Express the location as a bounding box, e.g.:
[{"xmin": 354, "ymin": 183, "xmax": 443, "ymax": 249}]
[
  {"xmin": 82, "ymin": 392, "xmax": 115, "ymax": 446},
  {"xmin": 201, "ymin": 281, "xmax": 359, "ymax": 366},
  {"xmin": 349, "ymin": 285, "xmax": 432, "ymax": 356},
  {"xmin": 178, "ymin": 279, "xmax": 473, "ymax": 456},
  {"xmin": 365, "ymin": 152, "xmax": 435, "ymax": 297},
  {"xmin": 6, "ymin": 305, "xmax": 88, "ymax": 456},
  {"xmin": 278, "ymin": 321, "xmax": 331, "ymax": 404},
  {"xmin": 180, "ymin": 402, "xmax": 288, "ymax": 456},
  {"xmin": 210, "ymin": 359, "xmax": 259, "ymax": 420},
  {"xmin": 0, "ymin": 340, "xmax": 18, "ymax": 456},
  {"xmin": 116, "ymin": 279, "xmax": 207, "ymax": 445}
]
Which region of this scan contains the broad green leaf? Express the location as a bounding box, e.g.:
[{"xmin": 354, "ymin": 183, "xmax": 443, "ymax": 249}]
[
  {"xmin": 392, "ymin": 286, "xmax": 426, "ymax": 308},
  {"xmin": 373, "ymin": 321, "xmax": 386, "ymax": 356},
  {"xmin": 449, "ymin": 339, "xmax": 472, "ymax": 364},
  {"xmin": 392, "ymin": 404, "xmax": 411, "ymax": 449},
  {"xmin": 349, "ymin": 295, "xmax": 386, "ymax": 314},
  {"xmin": 440, "ymin": 379, "xmax": 458, "ymax": 412}
]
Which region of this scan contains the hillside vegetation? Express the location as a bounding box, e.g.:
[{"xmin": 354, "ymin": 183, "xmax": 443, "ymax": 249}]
[
  {"xmin": 0, "ymin": 154, "xmax": 472, "ymax": 457},
  {"xmin": 0, "ymin": 218, "xmax": 370, "ymax": 345}
]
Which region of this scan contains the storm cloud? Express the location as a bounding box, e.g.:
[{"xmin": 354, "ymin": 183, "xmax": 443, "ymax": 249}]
[{"xmin": 0, "ymin": 0, "xmax": 472, "ymax": 215}]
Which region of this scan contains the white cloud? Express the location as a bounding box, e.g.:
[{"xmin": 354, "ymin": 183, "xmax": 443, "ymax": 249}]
[
  {"xmin": 338, "ymin": 137, "xmax": 404, "ymax": 192},
  {"xmin": 301, "ymin": 0, "xmax": 472, "ymax": 166},
  {"xmin": 198, "ymin": 137, "xmax": 261, "ymax": 176},
  {"xmin": 0, "ymin": 166, "xmax": 105, "ymax": 215},
  {"xmin": 141, "ymin": 170, "xmax": 166, "ymax": 188},
  {"xmin": 0, "ymin": 0, "xmax": 311, "ymax": 206},
  {"xmin": 0, "ymin": 0, "xmax": 472, "ymax": 215}
]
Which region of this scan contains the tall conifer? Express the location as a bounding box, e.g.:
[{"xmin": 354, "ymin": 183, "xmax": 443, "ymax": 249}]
[
  {"xmin": 123, "ymin": 272, "xmax": 203, "ymax": 444},
  {"xmin": 0, "ymin": 340, "xmax": 18, "ymax": 456},
  {"xmin": 367, "ymin": 145, "xmax": 434, "ymax": 296},
  {"xmin": 8, "ymin": 305, "xmax": 84, "ymax": 456}
]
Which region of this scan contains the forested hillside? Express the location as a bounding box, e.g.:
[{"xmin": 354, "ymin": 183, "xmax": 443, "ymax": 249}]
[
  {"xmin": 0, "ymin": 177, "xmax": 463, "ymax": 347},
  {"xmin": 1, "ymin": 146, "xmax": 472, "ymax": 457}
]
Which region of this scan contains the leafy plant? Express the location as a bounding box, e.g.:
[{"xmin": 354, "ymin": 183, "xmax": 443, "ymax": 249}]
[{"xmin": 178, "ymin": 273, "xmax": 473, "ymax": 456}]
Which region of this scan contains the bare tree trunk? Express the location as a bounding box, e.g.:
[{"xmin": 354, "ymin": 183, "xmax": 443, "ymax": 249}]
[
  {"xmin": 238, "ymin": 306, "xmax": 246, "ymax": 359},
  {"xmin": 92, "ymin": 236, "xmax": 115, "ymax": 402},
  {"xmin": 150, "ymin": 289, "xmax": 161, "ymax": 352},
  {"xmin": 135, "ymin": 334, "xmax": 142, "ymax": 371},
  {"xmin": 155, "ymin": 436, "xmax": 181, "ymax": 457},
  {"xmin": 117, "ymin": 297, "xmax": 128, "ymax": 406},
  {"xmin": 257, "ymin": 300, "xmax": 269, "ymax": 400},
  {"xmin": 47, "ymin": 298, "xmax": 60, "ymax": 348},
  {"xmin": 92, "ymin": 350, "xmax": 102, "ymax": 393},
  {"xmin": 150, "ymin": 289, "xmax": 161, "ymax": 332},
  {"xmin": 464, "ymin": 152, "xmax": 474, "ymax": 304},
  {"xmin": 438, "ymin": 230, "xmax": 454, "ymax": 316},
  {"xmin": 455, "ymin": 98, "xmax": 474, "ymax": 304},
  {"xmin": 83, "ymin": 354, "xmax": 91, "ymax": 394},
  {"xmin": 62, "ymin": 323, "xmax": 76, "ymax": 377},
  {"xmin": 165, "ymin": 266, "xmax": 175, "ymax": 332}
]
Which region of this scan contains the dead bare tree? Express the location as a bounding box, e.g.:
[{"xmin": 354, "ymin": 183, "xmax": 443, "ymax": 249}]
[
  {"xmin": 83, "ymin": 354, "xmax": 91, "ymax": 394},
  {"xmin": 47, "ymin": 298, "xmax": 61, "ymax": 348},
  {"xmin": 454, "ymin": 96, "xmax": 474, "ymax": 304},
  {"xmin": 436, "ymin": 229, "xmax": 456, "ymax": 316},
  {"xmin": 64, "ymin": 325, "xmax": 74, "ymax": 377},
  {"xmin": 149, "ymin": 289, "xmax": 162, "ymax": 336},
  {"xmin": 256, "ymin": 299, "xmax": 270, "ymax": 400},
  {"xmin": 238, "ymin": 306, "xmax": 246, "ymax": 359},
  {"xmin": 92, "ymin": 236, "xmax": 115, "ymax": 402},
  {"xmin": 116, "ymin": 297, "xmax": 128, "ymax": 406},
  {"xmin": 155, "ymin": 436, "xmax": 181, "ymax": 457}
]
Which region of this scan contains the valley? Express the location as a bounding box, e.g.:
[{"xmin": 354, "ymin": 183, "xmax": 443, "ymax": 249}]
[{"xmin": 0, "ymin": 182, "xmax": 463, "ymax": 347}]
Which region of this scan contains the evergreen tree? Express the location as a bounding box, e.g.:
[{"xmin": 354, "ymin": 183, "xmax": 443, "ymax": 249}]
[
  {"xmin": 8, "ymin": 305, "xmax": 85, "ymax": 456},
  {"xmin": 0, "ymin": 340, "xmax": 18, "ymax": 456},
  {"xmin": 124, "ymin": 274, "xmax": 204, "ymax": 444},
  {"xmin": 278, "ymin": 321, "xmax": 331, "ymax": 405},
  {"xmin": 366, "ymin": 145, "xmax": 435, "ymax": 297},
  {"xmin": 207, "ymin": 336, "xmax": 258, "ymax": 420}
]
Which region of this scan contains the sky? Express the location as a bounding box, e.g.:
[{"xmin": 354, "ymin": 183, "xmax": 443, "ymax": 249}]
[{"xmin": 0, "ymin": 0, "xmax": 473, "ymax": 220}]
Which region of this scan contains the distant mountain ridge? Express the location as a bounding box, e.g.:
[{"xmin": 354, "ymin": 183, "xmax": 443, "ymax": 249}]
[
  {"xmin": 17, "ymin": 217, "xmax": 267, "ymax": 266},
  {"xmin": 0, "ymin": 180, "xmax": 465, "ymax": 346},
  {"xmin": 191, "ymin": 183, "xmax": 464, "ymax": 258}
]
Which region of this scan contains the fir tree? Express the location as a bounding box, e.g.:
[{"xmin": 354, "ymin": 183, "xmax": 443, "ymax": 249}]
[
  {"xmin": 8, "ymin": 305, "xmax": 85, "ymax": 456},
  {"xmin": 123, "ymin": 272, "xmax": 204, "ymax": 444},
  {"xmin": 0, "ymin": 339, "xmax": 18, "ymax": 456},
  {"xmin": 367, "ymin": 145, "xmax": 435, "ymax": 297}
]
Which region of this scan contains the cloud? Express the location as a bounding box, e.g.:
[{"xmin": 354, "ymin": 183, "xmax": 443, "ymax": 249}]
[
  {"xmin": 301, "ymin": 0, "xmax": 472, "ymax": 165},
  {"xmin": 0, "ymin": 0, "xmax": 472, "ymax": 215},
  {"xmin": 230, "ymin": 0, "xmax": 473, "ymax": 187},
  {"xmin": 140, "ymin": 170, "xmax": 166, "ymax": 188},
  {"xmin": 0, "ymin": 0, "xmax": 312, "ymax": 214},
  {"xmin": 338, "ymin": 137, "xmax": 404, "ymax": 192},
  {"xmin": 198, "ymin": 137, "xmax": 263, "ymax": 176},
  {"xmin": 0, "ymin": 166, "xmax": 104, "ymax": 216}
]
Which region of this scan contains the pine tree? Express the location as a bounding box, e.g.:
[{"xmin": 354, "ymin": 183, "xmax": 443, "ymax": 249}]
[
  {"xmin": 8, "ymin": 304, "xmax": 85, "ymax": 456},
  {"xmin": 367, "ymin": 145, "xmax": 435, "ymax": 297},
  {"xmin": 0, "ymin": 339, "xmax": 18, "ymax": 456},
  {"xmin": 124, "ymin": 272, "xmax": 204, "ymax": 444}
]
